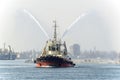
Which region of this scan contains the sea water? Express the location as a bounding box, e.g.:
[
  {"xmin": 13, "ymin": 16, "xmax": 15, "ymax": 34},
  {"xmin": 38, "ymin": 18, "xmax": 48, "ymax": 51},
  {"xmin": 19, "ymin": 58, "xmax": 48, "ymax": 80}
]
[{"xmin": 0, "ymin": 60, "xmax": 120, "ymax": 80}]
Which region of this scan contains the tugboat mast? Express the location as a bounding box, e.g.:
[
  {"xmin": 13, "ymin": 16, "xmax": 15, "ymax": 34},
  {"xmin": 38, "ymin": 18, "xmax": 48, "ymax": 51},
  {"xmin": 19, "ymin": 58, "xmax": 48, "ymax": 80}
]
[{"xmin": 53, "ymin": 20, "xmax": 57, "ymax": 41}]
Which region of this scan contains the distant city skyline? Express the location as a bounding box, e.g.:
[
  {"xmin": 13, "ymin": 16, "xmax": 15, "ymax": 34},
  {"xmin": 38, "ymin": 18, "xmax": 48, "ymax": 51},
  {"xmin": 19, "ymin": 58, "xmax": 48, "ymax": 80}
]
[
  {"xmin": 69, "ymin": 44, "xmax": 80, "ymax": 57},
  {"xmin": 0, "ymin": 0, "xmax": 120, "ymax": 52}
]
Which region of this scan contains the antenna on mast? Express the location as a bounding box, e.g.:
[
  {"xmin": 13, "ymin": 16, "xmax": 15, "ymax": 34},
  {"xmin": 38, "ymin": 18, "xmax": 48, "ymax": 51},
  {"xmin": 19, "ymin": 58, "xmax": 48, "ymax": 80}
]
[{"xmin": 53, "ymin": 20, "xmax": 57, "ymax": 41}]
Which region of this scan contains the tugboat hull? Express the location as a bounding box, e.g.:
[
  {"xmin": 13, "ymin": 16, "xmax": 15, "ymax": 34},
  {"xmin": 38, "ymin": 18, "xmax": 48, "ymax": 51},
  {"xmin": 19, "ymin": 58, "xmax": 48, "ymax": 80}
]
[
  {"xmin": 36, "ymin": 61, "xmax": 75, "ymax": 68},
  {"xmin": 34, "ymin": 56, "xmax": 75, "ymax": 68}
]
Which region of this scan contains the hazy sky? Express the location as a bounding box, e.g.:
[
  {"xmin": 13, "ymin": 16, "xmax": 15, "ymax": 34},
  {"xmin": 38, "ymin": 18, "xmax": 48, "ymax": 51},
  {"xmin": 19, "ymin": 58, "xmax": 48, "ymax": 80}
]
[{"xmin": 0, "ymin": 0, "xmax": 120, "ymax": 52}]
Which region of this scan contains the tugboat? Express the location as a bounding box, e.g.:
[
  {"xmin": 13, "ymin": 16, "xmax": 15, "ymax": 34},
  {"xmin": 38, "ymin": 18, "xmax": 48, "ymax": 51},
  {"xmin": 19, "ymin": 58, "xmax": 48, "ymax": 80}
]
[{"xmin": 34, "ymin": 21, "xmax": 75, "ymax": 68}]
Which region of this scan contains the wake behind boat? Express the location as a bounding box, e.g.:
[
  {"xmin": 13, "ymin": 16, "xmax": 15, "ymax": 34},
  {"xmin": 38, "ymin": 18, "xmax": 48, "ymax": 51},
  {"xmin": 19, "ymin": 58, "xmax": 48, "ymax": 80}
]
[{"xmin": 34, "ymin": 21, "xmax": 75, "ymax": 68}]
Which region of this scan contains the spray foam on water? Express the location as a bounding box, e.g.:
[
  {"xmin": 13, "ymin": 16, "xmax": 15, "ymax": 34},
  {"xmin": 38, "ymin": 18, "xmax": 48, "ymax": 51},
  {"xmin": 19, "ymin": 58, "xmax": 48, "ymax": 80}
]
[
  {"xmin": 62, "ymin": 13, "xmax": 87, "ymax": 39},
  {"xmin": 23, "ymin": 9, "xmax": 49, "ymax": 39}
]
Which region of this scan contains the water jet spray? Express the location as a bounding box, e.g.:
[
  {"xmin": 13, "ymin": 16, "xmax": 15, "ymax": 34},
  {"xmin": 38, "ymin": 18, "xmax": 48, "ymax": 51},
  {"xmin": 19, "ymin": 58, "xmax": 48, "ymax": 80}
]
[
  {"xmin": 62, "ymin": 13, "xmax": 87, "ymax": 39},
  {"xmin": 23, "ymin": 9, "xmax": 49, "ymax": 39}
]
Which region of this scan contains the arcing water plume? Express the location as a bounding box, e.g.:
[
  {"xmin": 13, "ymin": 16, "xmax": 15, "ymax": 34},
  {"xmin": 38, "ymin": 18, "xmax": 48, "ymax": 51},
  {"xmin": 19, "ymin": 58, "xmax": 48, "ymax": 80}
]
[
  {"xmin": 23, "ymin": 9, "xmax": 49, "ymax": 39},
  {"xmin": 62, "ymin": 13, "xmax": 87, "ymax": 39}
]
